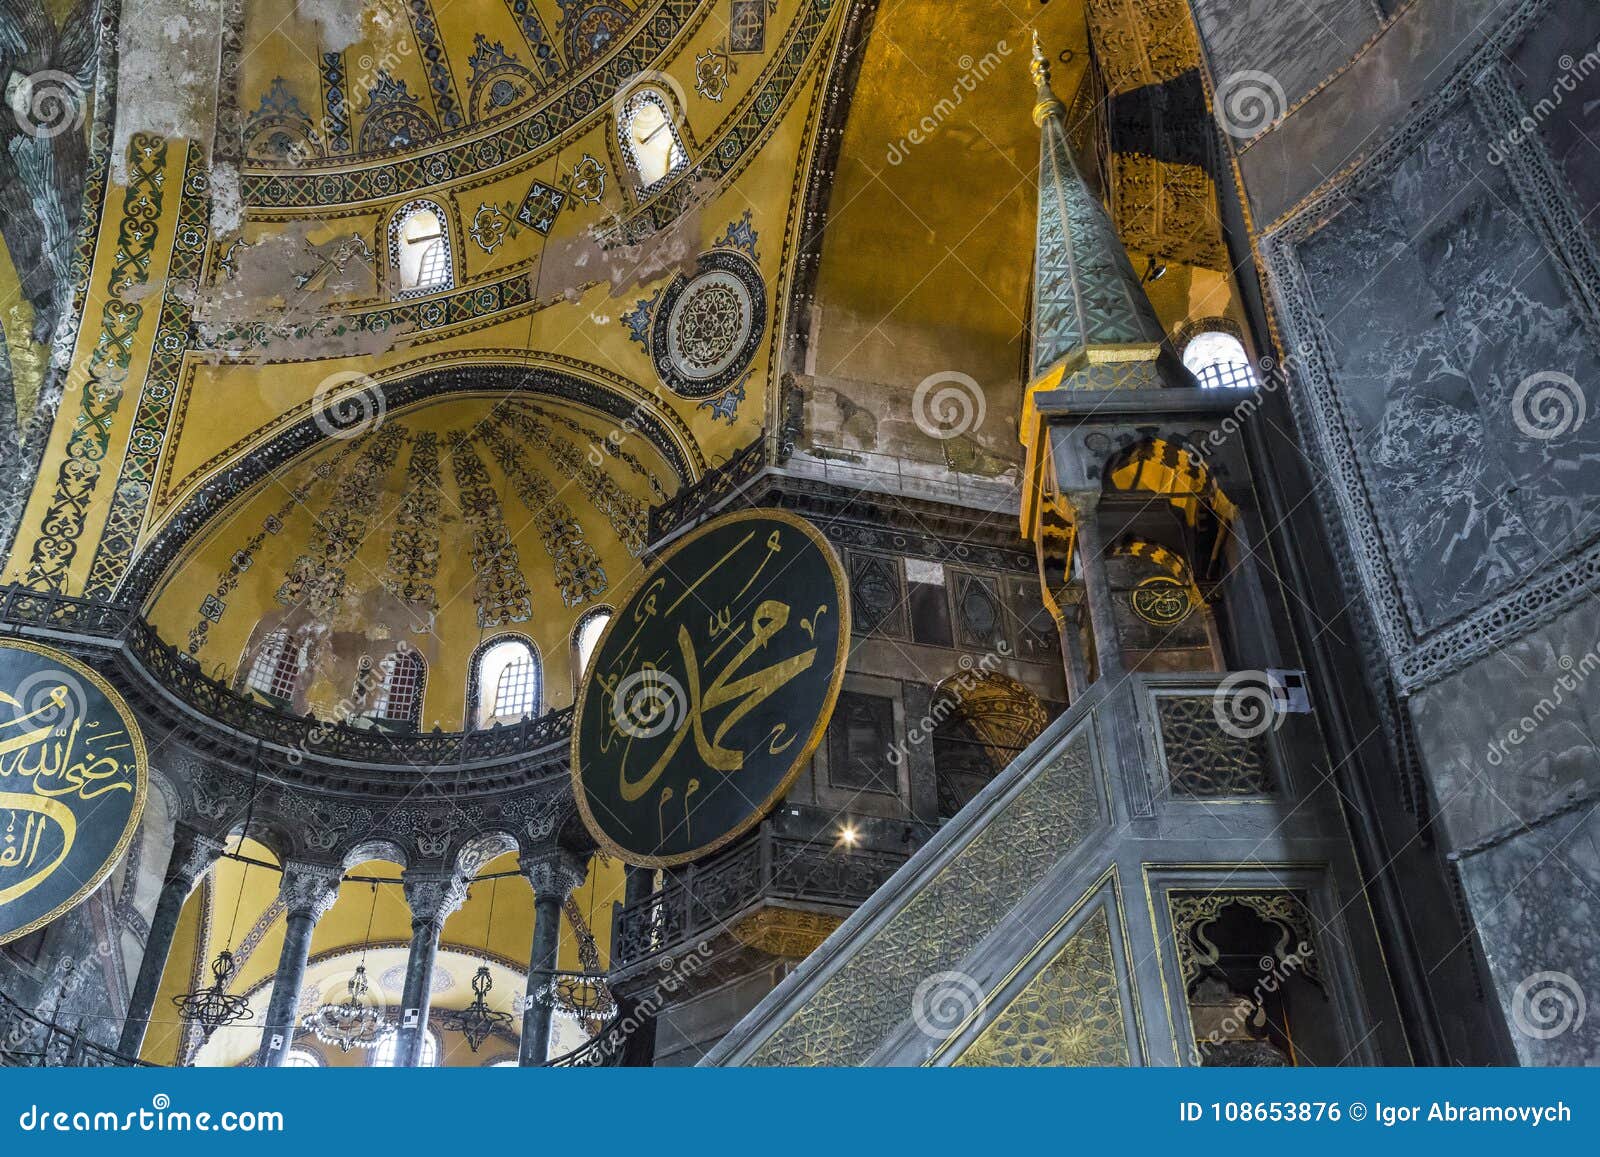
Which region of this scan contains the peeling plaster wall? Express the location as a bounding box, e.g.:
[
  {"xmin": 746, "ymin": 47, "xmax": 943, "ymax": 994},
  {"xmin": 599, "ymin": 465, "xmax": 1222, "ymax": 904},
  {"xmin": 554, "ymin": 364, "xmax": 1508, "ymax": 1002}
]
[
  {"xmin": 110, "ymin": 0, "xmax": 222, "ymax": 184},
  {"xmin": 294, "ymin": 0, "xmax": 371, "ymax": 52}
]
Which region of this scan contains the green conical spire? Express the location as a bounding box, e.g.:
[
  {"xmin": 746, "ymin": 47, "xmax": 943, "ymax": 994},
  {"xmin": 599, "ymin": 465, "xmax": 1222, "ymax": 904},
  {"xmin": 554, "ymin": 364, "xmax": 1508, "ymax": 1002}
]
[{"xmin": 1027, "ymin": 32, "xmax": 1167, "ymax": 380}]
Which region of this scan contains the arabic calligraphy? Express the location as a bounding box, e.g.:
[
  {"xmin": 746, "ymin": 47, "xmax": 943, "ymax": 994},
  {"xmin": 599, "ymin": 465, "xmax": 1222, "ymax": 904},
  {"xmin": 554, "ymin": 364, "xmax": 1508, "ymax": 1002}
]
[
  {"xmin": 0, "ymin": 642, "xmax": 147, "ymax": 945},
  {"xmin": 571, "ymin": 510, "xmax": 848, "ymax": 866}
]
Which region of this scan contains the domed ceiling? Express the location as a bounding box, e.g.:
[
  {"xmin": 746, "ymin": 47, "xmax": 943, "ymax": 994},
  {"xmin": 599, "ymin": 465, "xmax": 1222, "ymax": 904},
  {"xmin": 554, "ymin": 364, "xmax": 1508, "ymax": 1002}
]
[{"xmin": 146, "ymin": 394, "xmax": 675, "ymax": 725}]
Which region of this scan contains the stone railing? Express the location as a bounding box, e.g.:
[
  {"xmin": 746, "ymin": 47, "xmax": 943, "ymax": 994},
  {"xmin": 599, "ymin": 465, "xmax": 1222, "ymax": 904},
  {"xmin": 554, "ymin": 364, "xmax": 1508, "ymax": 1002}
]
[{"xmin": 611, "ymin": 823, "xmax": 908, "ymax": 968}]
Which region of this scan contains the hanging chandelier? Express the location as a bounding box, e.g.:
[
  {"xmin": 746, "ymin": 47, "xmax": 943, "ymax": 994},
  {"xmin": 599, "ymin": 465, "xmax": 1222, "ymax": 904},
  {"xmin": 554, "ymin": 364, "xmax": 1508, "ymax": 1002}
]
[
  {"xmin": 434, "ymin": 879, "xmax": 513, "ymax": 1052},
  {"xmin": 304, "ymin": 964, "xmax": 388, "ymax": 1052},
  {"xmin": 303, "ymin": 882, "xmax": 389, "ymax": 1052},
  {"xmin": 171, "ymin": 948, "xmax": 253, "ymax": 1041},
  {"xmin": 439, "ymin": 965, "xmax": 515, "ymax": 1052}
]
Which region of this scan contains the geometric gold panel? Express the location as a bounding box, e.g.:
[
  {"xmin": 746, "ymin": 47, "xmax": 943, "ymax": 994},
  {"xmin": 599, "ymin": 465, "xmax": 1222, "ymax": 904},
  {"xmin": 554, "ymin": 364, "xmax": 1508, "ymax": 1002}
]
[{"xmin": 952, "ymin": 908, "xmax": 1129, "ymax": 1067}]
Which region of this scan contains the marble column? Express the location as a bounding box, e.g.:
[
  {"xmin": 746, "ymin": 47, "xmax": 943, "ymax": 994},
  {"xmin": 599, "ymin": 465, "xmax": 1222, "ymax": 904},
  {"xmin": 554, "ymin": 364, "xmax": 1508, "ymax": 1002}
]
[
  {"xmin": 395, "ymin": 870, "xmax": 469, "ymax": 1067},
  {"xmin": 518, "ymin": 847, "xmax": 587, "ymax": 1066},
  {"xmin": 255, "ymin": 863, "xmax": 341, "ymax": 1067},
  {"xmin": 117, "ymin": 826, "xmax": 225, "ymax": 1058}
]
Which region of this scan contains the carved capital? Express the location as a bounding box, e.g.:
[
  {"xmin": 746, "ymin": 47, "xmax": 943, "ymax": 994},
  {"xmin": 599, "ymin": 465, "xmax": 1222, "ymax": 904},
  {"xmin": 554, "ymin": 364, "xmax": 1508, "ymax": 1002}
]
[
  {"xmin": 165, "ymin": 826, "xmax": 226, "ymax": 892},
  {"xmin": 277, "ymin": 862, "xmax": 342, "ymax": 921},
  {"xmin": 402, "ymin": 871, "xmax": 469, "ymax": 929},
  {"xmin": 521, "ymin": 847, "xmax": 587, "ymax": 899}
]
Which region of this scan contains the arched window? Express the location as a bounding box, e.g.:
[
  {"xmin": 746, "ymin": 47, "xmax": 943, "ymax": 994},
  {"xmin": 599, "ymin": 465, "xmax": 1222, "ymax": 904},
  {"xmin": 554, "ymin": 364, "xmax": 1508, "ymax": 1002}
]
[
  {"xmin": 572, "ymin": 607, "xmax": 612, "ymax": 689},
  {"xmin": 372, "ymin": 1029, "xmax": 438, "ymax": 1067},
  {"xmin": 371, "ymin": 647, "xmax": 427, "ymax": 729},
  {"xmin": 1181, "ymin": 328, "xmax": 1256, "ymax": 390},
  {"xmin": 284, "ymin": 1046, "xmax": 323, "ymax": 1067},
  {"xmin": 467, "ymin": 636, "xmax": 542, "ymax": 729},
  {"xmin": 244, "ymin": 628, "xmax": 305, "ymax": 706},
  {"xmin": 618, "ymin": 88, "xmax": 686, "ymax": 191},
  {"xmin": 390, "ymin": 200, "xmax": 453, "ymax": 296}
]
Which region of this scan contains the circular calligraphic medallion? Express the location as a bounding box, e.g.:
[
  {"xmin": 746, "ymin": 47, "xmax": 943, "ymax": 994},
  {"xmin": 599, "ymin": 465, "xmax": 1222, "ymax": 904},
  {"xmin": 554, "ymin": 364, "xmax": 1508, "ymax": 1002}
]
[
  {"xmin": 0, "ymin": 640, "xmax": 148, "ymax": 945},
  {"xmin": 650, "ymin": 249, "xmax": 767, "ymax": 399},
  {"xmin": 572, "ymin": 510, "xmax": 848, "ymax": 866},
  {"xmin": 1130, "ymin": 575, "xmax": 1194, "ymax": 627}
]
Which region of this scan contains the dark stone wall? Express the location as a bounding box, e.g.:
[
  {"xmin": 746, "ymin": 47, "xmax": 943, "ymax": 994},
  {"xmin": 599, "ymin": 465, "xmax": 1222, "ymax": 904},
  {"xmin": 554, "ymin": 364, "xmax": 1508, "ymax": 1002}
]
[
  {"xmin": 1294, "ymin": 100, "xmax": 1600, "ymax": 632},
  {"xmin": 1191, "ymin": 0, "xmax": 1383, "ymax": 138},
  {"xmin": 1195, "ymin": 0, "xmax": 1600, "ymax": 1064}
]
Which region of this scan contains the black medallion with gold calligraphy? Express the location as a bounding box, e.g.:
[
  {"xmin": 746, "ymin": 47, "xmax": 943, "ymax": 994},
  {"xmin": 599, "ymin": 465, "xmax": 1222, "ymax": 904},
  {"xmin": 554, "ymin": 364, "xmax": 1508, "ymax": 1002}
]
[
  {"xmin": 0, "ymin": 641, "xmax": 148, "ymax": 944},
  {"xmin": 571, "ymin": 510, "xmax": 849, "ymax": 866}
]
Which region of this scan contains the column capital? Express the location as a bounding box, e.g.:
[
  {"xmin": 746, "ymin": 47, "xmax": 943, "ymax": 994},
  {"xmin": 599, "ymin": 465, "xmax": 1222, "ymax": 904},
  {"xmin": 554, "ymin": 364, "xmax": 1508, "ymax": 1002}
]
[
  {"xmin": 166, "ymin": 826, "xmax": 226, "ymax": 891},
  {"xmin": 277, "ymin": 862, "xmax": 342, "ymax": 921},
  {"xmin": 520, "ymin": 846, "xmax": 587, "ymax": 899},
  {"xmin": 401, "ymin": 870, "xmax": 469, "ymax": 929}
]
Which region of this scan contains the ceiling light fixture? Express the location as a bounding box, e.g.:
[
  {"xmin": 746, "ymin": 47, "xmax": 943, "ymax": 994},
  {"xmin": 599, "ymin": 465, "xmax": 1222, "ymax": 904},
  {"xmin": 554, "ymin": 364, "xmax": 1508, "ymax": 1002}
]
[{"xmin": 303, "ymin": 882, "xmax": 388, "ymax": 1052}]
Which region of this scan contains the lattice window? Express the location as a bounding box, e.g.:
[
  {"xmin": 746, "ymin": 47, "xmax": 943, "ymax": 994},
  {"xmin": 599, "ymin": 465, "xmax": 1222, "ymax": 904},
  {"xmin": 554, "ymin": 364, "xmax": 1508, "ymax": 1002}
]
[
  {"xmin": 373, "ymin": 648, "xmax": 426, "ymax": 727},
  {"xmin": 390, "ymin": 200, "xmax": 453, "ymax": 296},
  {"xmin": 245, "ymin": 628, "xmax": 304, "ymax": 703},
  {"xmin": 283, "ymin": 1047, "xmax": 322, "ymax": 1067},
  {"xmin": 572, "ymin": 607, "xmax": 612, "ymax": 685},
  {"xmin": 372, "ymin": 1029, "xmax": 438, "ymax": 1067},
  {"xmin": 618, "ymin": 88, "xmax": 686, "ymax": 191},
  {"xmin": 1181, "ymin": 330, "xmax": 1256, "ymax": 390},
  {"xmin": 468, "ymin": 635, "xmax": 541, "ymax": 728}
]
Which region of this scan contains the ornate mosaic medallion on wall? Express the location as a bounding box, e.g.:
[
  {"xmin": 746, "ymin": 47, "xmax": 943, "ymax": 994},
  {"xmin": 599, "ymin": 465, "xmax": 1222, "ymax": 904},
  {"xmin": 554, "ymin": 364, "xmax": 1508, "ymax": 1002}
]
[{"xmin": 650, "ymin": 249, "xmax": 767, "ymax": 399}]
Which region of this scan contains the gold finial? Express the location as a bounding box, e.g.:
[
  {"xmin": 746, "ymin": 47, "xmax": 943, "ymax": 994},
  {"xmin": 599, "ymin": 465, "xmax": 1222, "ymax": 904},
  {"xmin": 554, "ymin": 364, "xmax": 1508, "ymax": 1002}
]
[
  {"xmin": 1030, "ymin": 30, "xmax": 1065, "ymax": 127},
  {"xmin": 1030, "ymin": 29, "xmax": 1051, "ymax": 90}
]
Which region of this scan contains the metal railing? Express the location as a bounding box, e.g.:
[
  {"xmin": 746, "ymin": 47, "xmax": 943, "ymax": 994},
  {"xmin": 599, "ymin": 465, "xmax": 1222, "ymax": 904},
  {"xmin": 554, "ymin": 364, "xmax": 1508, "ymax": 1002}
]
[
  {"xmin": 0, "ymin": 989, "xmax": 150, "ymax": 1068},
  {"xmin": 612, "ymin": 825, "xmax": 909, "ymax": 967}
]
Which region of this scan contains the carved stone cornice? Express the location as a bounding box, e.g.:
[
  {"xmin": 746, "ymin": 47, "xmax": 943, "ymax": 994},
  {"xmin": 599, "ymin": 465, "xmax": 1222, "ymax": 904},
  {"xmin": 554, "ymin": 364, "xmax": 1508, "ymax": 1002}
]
[
  {"xmin": 402, "ymin": 871, "xmax": 470, "ymax": 930},
  {"xmin": 276, "ymin": 863, "xmax": 342, "ymax": 921}
]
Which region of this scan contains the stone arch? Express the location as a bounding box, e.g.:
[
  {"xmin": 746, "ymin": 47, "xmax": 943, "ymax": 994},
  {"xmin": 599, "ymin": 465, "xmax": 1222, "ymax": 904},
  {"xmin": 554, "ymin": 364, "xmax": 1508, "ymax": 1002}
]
[{"xmin": 119, "ymin": 360, "xmax": 704, "ymax": 609}]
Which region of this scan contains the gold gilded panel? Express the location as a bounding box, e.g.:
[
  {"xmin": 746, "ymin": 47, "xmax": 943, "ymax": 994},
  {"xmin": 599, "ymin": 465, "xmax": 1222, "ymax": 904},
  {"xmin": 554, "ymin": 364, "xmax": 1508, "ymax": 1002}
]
[
  {"xmin": 1085, "ymin": 0, "xmax": 1202, "ymax": 95},
  {"xmin": 749, "ymin": 730, "xmax": 1101, "ymax": 1065},
  {"xmin": 953, "ymin": 908, "xmax": 1128, "ymax": 1067},
  {"xmin": 1112, "ymin": 156, "xmax": 1229, "ymax": 272},
  {"xmin": 732, "ymin": 907, "xmax": 843, "ymax": 959}
]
